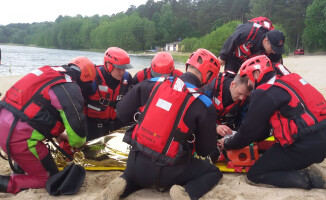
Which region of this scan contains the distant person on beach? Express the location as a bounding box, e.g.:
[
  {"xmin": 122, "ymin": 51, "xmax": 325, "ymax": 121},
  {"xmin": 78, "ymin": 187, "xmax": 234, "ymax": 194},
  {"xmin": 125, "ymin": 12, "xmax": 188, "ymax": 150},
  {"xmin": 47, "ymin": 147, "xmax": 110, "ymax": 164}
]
[
  {"xmin": 0, "ymin": 57, "xmax": 96, "ymax": 194},
  {"xmin": 132, "ymin": 52, "xmax": 183, "ymax": 85},
  {"xmin": 101, "ymin": 48, "xmax": 222, "ymax": 200},
  {"xmin": 218, "ymin": 55, "xmax": 326, "ymax": 189},
  {"xmin": 218, "ymin": 17, "xmax": 285, "ymax": 77},
  {"xmin": 84, "ymin": 47, "xmax": 133, "ymax": 141}
]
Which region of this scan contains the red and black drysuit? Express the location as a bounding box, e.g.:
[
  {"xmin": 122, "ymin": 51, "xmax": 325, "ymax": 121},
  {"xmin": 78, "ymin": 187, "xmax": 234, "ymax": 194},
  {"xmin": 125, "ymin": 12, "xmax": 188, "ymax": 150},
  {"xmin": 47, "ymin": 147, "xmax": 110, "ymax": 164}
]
[
  {"xmin": 0, "ymin": 66, "xmax": 87, "ymax": 193},
  {"xmin": 85, "ymin": 66, "xmax": 132, "ymax": 141},
  {"xmin": 201, "ymin": 73, "xmax": 248, "ymax": 162},
  {"xmin": 116, "ymin": 72, "xmax": 222, "ymax": 199},
  {"xmin": 202, "ymin": 73, "xmax": 248, "ymax": 130},
  {"xmin": 131, "ymin": 67, "xmax": 183, "ymax": 85},
  {"xmin": 223, "ymin": 72, "xmax": 326, "ymax": 189},
  {"xmin": 220, "ymin": 23, "xmax": 282, "ymax": 76}
]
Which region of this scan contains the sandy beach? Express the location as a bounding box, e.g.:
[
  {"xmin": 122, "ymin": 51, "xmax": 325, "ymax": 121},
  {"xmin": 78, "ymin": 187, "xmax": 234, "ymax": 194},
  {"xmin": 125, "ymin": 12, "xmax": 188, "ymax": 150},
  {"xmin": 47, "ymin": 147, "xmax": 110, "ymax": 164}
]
[{"xmin": 1, "ymin": 55, "xmax": 326, "ymax": 199}]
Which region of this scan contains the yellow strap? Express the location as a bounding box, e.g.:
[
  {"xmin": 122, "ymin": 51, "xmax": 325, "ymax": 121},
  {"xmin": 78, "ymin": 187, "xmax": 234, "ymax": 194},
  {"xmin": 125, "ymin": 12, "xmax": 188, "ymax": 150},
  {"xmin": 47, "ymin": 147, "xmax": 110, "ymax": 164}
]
[{"xmin": 59, "ymin": 162, "xmax": 247, "ymax": 173}]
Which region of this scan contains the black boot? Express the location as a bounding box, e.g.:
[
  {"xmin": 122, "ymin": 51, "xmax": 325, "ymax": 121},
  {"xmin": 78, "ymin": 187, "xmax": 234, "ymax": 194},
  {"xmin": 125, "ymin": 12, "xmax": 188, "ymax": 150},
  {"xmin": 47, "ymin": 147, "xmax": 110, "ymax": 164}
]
[
  {"xmin": 308, "ymin": 164, "xmax": 326, "ymax": 189},
  {"xmin": 0, "ymin": 175, "xmax": 10, "ymax": 193},
  {"xmin": 12, "ymin": 162, "xmax": 25, "ymax": 175}
]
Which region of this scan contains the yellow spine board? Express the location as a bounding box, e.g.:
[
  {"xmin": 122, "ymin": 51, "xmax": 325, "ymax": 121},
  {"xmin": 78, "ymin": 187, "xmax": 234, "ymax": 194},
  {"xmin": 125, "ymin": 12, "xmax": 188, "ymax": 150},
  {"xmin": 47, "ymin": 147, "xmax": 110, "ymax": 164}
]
[{"xmin": 59, "ymin": 162, "xmax": 247, "ymax": 173}]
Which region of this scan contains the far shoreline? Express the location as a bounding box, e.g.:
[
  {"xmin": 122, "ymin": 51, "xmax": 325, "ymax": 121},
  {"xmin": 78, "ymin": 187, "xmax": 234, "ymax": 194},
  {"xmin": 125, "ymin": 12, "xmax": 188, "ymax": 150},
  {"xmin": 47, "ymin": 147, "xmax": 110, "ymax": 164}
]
[
  {"xmin": 0, "ymin": 43, "xmax": 190, "ymax": 63},
  {"xmin": 2, "ymin": 43, "xmax": 326, "ymax": 66}
]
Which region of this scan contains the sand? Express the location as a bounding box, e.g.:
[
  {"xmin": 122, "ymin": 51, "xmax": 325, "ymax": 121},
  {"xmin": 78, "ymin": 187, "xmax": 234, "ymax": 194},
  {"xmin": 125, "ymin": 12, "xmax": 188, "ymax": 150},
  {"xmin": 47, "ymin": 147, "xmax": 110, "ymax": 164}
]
[{"xmin": 1, "ymin": 55, "xmax": 326, "ymax": 199}]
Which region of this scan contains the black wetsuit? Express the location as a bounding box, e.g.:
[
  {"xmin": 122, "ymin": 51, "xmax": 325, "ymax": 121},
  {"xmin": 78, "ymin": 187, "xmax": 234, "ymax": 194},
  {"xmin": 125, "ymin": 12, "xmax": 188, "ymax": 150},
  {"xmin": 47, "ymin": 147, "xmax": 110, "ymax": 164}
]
[
  {"xmin": 202, "ymin": 74, "xmax": 249, "ymax": 162},
  {"xmin": 220, "ymin": 23, "xmax": 282, "ymax": 76},
  {"xmin": 224, "ymin": 73, "xmax": 326, "ymax": 189},
  {"xmin": 116, "ymin": 72, "xmax": 222, "ymax": 199},
  {"xmin": 203, "ymin": 74, "xmax": 249, "ymax": 130},
  {"xmin": 203, "ymin": 75, "xmax": 234, "ymax": 107}
]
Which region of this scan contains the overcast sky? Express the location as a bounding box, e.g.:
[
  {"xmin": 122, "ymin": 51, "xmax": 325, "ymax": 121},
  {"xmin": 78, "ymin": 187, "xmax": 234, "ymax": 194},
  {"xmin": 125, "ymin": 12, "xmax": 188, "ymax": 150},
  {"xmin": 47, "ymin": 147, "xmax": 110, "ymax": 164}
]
[{"xmin": 0, "ymin": 0, "xmax": 149, "ymax": 26}]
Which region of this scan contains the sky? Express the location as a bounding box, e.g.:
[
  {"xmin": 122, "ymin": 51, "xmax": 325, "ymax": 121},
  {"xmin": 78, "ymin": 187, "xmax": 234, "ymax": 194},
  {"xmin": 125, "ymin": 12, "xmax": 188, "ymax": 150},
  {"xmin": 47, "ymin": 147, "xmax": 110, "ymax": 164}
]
[{"xmin": 0, "ymin": 0, "xmax": 149, "ymax": 26}]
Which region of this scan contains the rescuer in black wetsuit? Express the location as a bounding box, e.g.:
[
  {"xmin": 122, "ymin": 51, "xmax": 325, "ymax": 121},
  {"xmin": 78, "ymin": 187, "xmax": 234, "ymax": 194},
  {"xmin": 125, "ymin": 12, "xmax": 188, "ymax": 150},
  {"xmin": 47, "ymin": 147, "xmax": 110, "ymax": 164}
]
[
  {"xmin": 218, "ymin": 55, "xmax": 326, "ymax": 189},
  {"xmin": 218, "ymin": 22, "xmax": 284, "ymax": 77},
  {"xmin": 100, "ymin": 49, "xmax": 222, "ymax": 200}
]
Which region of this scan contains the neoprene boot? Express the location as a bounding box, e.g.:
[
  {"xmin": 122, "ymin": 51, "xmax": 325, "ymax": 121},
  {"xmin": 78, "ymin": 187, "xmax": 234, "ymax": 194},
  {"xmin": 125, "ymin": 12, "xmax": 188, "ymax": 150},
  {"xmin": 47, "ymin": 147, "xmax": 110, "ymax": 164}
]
[
  {"xmin": 12, "ymin": 162, "xmax": 25, "ymax": 175},
  {"xmin": 119, "ymin": 178, "xmax": 142, "ymax": 198},
  {"xmin": 170, "ymin": 185, "xmax": 191, "ymax": 200},
  {"xmin": 98, "ymin": 177, "xmax": 127, "ymax": 200},
  {"xmin": 308, "ymin": 164, "xmax": 326, "ymax": 189},
  {"xmin": 0, "ymin": 175, "xmax": 10, "ymax": 193}
]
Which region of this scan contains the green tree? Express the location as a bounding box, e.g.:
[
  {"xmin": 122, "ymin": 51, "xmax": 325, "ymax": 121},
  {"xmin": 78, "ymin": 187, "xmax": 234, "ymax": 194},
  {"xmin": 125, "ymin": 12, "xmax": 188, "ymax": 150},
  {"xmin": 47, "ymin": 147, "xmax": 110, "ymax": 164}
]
[
  {"xmin": 143, "ymin": 18, "xmax": 156, "ymax": 50},
  {"xmin": 247, "ymin": 0, "xmax": 273, "ymax": 19},
  {"xmin": 56, "ymin": 17, "xmax": 83, "ymax": 49},
  {"xmin": 180, "ymin": 37, "xmax": 201, "ymax": 52},
  {"xmin": 138, "ymin": 0, "xmax": 164, "ymax": 19},
  {"xmin": 11, "ymin": 29, "xmax": 28, "ymax": 44},
  {"xmin": 89, "ymin": 21, "xmax": 112, "ymax": 49},
  {"xmin": 152, "ymin": 12, "xmax": 164, "ymax": 45},
  {"xmin": 247, "ymin": 0, "xmax": 313, "ymax": 51},
  {"xmin": 229, "ymin": 0, "xmax": 250, "ymax": 22},
  {"xmin": 159, "ymin": 3, "xmax": 175, "ymax": 44},
  {"xmin": 90, "ymin": 14, "xmax": 144, "ymax": 51},
  {"xmin": 173, "ymin": 17, "xmax": 194, "ymax": 40},
  {"xmin": 0, "ymin": 0, "xmax": 316, "ymax": 54},
  {"xmin": 201, "ymin": 20, "xmax": 241, "ymax": 55},
  {"xmin": 196, "ymin": 0, "xmax": 221, "ymax": 35},
  {"xmin": 302, "ymin": 0, "xmax": 326, "ymax": 51},
  {"xmin": 0, "ymin": 26, "xmax": 16, "ymax": 42},
  {"xmin": 126, "ymin": 5, "xmax": 137, "ymax": 16},
  {"xmin": 78, "ymin": 18, "xmax": 98, "ymax": 49}
]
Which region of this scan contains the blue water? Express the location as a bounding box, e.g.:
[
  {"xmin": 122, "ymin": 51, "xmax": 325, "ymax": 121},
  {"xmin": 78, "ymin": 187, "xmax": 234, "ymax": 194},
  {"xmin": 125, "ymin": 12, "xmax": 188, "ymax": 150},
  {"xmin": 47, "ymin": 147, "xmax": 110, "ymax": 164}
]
[{"xmin": 0, "ymin": 45, "xmax": 184, "ymax": 76}]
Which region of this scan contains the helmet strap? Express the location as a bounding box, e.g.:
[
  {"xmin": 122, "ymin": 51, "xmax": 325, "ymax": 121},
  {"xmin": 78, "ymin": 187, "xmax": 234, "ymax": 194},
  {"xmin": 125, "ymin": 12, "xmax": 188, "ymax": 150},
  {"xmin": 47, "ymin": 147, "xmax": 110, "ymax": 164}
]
[{"xmin": 105, "ymin": 61, "xmax": 113, "ymax": 73}]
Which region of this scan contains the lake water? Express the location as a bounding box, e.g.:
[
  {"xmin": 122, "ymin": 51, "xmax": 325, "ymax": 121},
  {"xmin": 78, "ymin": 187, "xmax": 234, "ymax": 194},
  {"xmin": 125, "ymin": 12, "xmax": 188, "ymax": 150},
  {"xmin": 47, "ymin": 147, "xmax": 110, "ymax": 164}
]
[{"xmin": 0, "ymin": 45, "xmax": 185, "ymax": 76}]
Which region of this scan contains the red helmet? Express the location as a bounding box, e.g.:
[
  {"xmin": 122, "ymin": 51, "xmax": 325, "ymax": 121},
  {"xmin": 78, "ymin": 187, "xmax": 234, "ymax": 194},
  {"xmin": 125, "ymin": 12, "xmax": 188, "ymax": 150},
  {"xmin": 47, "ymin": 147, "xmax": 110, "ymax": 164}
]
[
  {"xmin": 151, "ymin": 52, "xmax": 174, "ymax": 75},
  {"xmin": 68, "ymin": 56, "xmax": 96, "ymax": 82},
  {"xmin": 104, "ymin": 47, "xmax": 132, "ymax": 72},
  {"xmin": 186, "ymin": 48, "xmax": 220, "ymax": 84},
  {"xmin": 240, "ymin": 55, "xmax": 273, "ymax": 83}
]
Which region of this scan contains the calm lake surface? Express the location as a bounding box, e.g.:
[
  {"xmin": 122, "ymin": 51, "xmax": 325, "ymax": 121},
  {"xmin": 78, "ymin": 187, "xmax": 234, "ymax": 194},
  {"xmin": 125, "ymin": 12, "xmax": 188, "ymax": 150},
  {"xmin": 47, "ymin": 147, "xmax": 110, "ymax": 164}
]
[{"xmin": 0, "ymin": 45, "xmax": 185, "ymax": 76}]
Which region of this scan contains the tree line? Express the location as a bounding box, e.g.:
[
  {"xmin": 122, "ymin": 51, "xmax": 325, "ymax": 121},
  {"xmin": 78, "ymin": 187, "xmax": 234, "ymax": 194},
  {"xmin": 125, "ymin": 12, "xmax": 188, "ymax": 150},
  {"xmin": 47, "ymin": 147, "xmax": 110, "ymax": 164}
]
[{"xmin": 0, "ymin": 0, "xmax": 325, "ymax": 54}]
